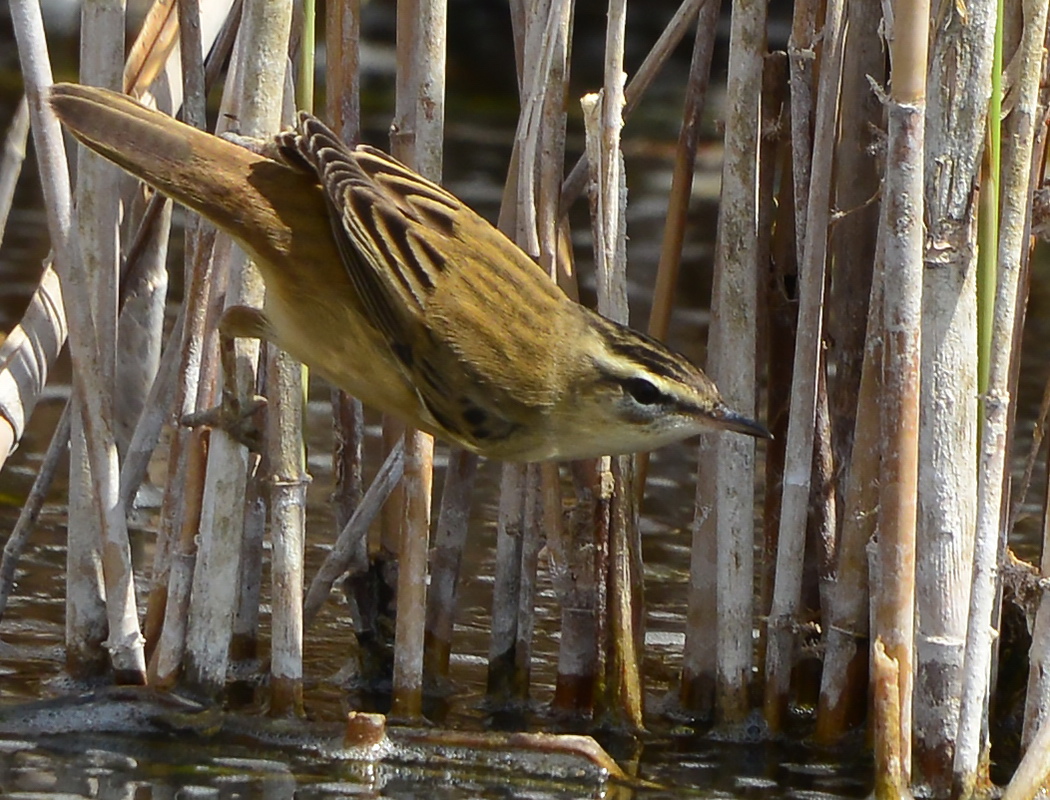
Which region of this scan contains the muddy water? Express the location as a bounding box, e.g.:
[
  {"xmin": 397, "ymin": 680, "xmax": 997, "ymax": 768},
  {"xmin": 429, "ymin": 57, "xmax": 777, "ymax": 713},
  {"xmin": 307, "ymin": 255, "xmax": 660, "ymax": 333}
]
[{"xmin": 1, "ymin": 16, "xmax": 1047, "ymax": 800}]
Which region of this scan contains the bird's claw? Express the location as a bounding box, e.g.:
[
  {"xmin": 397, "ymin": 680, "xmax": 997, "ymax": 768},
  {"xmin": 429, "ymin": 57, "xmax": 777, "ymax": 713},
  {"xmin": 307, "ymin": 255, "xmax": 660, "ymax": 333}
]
[{"xmin": 182, "ymin": 394, "xmax": 268, "ymax": 452}]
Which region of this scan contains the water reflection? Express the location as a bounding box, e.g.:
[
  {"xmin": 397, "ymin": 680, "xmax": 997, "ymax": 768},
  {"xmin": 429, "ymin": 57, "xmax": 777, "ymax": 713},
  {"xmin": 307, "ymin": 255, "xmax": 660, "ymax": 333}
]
[{"xmin": 0, "ymin": 19, "xmax": 1047, "ymax": 800}]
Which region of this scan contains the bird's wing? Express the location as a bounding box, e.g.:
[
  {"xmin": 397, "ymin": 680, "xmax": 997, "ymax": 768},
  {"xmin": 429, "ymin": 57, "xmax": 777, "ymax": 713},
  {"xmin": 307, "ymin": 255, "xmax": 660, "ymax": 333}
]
[
  {"xmin": 275, "ymin": 116, "xmax": 433, "ymax": 364},
  {"xmin": 276, "ymin": 113, "xmax": 552, "ymax": 449}
]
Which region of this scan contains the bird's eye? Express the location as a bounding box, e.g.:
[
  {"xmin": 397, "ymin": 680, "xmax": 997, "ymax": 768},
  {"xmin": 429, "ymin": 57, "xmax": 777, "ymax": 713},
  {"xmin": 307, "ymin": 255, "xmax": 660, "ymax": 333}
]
[{"xmin": 622, "ymin": 377, "xmax": 662, "ymax": 405}]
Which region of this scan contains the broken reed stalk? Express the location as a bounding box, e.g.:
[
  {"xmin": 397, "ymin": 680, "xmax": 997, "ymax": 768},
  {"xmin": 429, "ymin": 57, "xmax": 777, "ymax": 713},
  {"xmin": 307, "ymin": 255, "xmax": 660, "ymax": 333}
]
[
  {"xmin": 605, "ymin": 455, "xmax": 643, "ymax": 725},
  {"xmin": 674, "ymin": 36, "xmax": 731, "ymax": 717},
  {"xmin": 267, "ymin": 340, "xmax": 308, "ymax": 716},
  {"xmin": 763, "ymin": 0, "xmax": 844, "ymax": 731},
  {"xmin": 560, "ymin": 0, "xmax": 708, "ymax": 213},
  {"xmin": 955, "ymin": 0, "xmax": 1050, "ymax": 790},
  {"xmin": 264, "ymin": 0, "xmax": 317, "ymax": 719},
  {"xmin": 392, "ymin": 430, "xmax": 433, "ymax": 720},
  {"xmin": 911, "ymin": 0, "xmax": 993, "ymax": 787},
  {"xmin": 382, "ymin": 0, "xmax": 418, "ymax": 703}
]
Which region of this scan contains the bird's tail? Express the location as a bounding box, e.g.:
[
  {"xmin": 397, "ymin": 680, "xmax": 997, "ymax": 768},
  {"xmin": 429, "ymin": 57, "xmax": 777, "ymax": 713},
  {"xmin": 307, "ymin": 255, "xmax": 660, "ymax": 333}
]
[{"xmin": 49, "ymin": 83, "xmax": 321, "ymax": 264}]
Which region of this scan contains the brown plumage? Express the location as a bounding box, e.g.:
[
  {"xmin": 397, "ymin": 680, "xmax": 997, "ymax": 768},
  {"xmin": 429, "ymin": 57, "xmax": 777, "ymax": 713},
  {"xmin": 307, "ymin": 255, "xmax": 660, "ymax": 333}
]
[{"xmin": 51, "ymin": 83, "xmax": 768, "ymax": 460}]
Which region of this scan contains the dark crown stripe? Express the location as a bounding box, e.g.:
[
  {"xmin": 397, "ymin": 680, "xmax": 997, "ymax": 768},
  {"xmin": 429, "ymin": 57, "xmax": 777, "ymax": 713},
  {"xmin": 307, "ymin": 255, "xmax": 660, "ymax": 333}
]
[{"xmin": 594, "ymin": 318, "xmax": 697, "ymax": 384}]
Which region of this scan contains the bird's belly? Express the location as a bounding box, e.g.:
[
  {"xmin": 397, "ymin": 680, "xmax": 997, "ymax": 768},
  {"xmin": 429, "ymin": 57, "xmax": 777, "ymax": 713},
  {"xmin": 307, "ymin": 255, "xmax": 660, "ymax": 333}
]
[{"xmin": 261, "ymin": 289, "xmax": 422, "ymax": 419}]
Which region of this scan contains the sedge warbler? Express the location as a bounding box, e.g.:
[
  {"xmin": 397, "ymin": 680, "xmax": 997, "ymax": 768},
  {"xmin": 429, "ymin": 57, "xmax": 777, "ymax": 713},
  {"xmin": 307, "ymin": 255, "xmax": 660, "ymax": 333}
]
[{"xmin": 50, "ymin": 83, "xmax": 769, "ymax": 461}]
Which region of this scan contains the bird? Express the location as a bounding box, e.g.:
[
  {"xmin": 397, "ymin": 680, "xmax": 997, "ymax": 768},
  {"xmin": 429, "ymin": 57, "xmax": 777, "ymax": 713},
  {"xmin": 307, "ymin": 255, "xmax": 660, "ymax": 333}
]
[{"xmin": 49, "ymin": 83, "xmax": 769, "ymax": 462}]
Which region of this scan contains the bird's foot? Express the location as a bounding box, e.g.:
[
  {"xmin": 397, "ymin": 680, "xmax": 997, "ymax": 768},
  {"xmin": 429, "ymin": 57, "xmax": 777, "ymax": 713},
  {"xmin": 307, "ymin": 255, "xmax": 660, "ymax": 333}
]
[
  {"xmin": 182, "ymin": 392, "xmax": 267, "ymax": 452},
  {"xmin": 181, "ymin": 304, "xmax": 273, "ymax": 452}
]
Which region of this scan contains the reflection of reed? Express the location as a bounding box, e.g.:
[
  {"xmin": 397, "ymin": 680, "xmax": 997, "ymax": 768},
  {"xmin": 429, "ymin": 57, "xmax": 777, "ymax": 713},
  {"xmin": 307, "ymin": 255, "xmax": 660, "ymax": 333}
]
[{"xmin": 4, "ymin": 0, "xmax": 1047, "ymax": 794}]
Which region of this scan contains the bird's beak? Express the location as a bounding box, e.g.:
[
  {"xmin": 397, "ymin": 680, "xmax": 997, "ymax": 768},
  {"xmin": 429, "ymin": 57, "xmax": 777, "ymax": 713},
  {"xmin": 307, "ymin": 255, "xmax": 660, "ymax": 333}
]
[{"xmin": 709, "ymin": 405, "xmax": 773, "ymax": 440}]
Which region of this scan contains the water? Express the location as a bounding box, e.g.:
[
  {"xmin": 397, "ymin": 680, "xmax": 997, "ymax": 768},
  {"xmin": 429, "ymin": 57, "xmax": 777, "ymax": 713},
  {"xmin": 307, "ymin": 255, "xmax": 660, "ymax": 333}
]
[{"xmin": 1, "ymin": 6, "xmax": 1048, "ymax": 797}]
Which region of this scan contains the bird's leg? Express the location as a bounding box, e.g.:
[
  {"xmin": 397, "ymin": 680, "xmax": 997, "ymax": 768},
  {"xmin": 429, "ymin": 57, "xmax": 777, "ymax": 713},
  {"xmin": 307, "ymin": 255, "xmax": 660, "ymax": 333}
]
[{"xmin": 181, "ymin": 305, "xmax": 269, "ymax": 451}]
